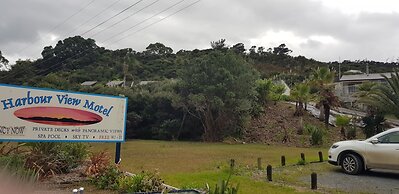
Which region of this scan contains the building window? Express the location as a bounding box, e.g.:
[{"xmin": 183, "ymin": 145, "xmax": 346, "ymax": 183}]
[{"xmin": 348, "ymin": 85, "xmax": 356, "ymax": 94}]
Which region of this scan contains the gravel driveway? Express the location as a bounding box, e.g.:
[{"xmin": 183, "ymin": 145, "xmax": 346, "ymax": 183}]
[{"xmin": 315, "ymin": 168, "xmax": 399, "ymax": 194}]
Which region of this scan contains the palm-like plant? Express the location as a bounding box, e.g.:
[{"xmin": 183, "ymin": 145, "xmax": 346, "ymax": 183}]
[
  {"xmin": 270, "ymin": 84, "xmax": 286, "ymax": 105},
  {"xmin": 291, "ymin": 83, "xmax": 311, "ymax": 116},
  {"xmin": 362, "ymin": 70, "xmax": 399, "ymax": 117},
  {"xmin": 311, "ymin": 66, "xmax": 334, "ymax": 87},
  {"xmin": 353, "ymin": 81, "xmax": 378, "ymax": 99},
  {"xmin": 353, "ymin": 81, "xmax": 379, "ymax": 112},
  {"xmin": 310, "ymin": 67, "xmax": 339, "ymax": 128},
  {"xmin": 336, "ymin": 115, "xmax": 351, "ymax": 139}
]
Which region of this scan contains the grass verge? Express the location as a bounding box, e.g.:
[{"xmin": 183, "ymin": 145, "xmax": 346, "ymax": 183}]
[{"xmin": 90, "ymin": 140, "xmax": 336, "ymax": 193}]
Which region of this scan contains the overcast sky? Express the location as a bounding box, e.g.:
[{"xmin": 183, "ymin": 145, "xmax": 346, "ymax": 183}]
[{"xmin": 1, "ymin": 0, "xmax": 399, "ymax": 64}]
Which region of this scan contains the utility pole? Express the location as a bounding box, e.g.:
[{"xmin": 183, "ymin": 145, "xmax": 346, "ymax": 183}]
[
  {"xmin": 123, "ymin": 55, "xmax": 129, "ymax": 88},
  {"xmin": 338, "ymin": 56, "xmax": 341, "ymax": 79}
]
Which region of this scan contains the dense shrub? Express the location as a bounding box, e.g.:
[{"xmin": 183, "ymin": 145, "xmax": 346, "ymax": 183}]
[
  {"xmin": 362, "ymin": 114, "xmax": 385, "ymax": 138},
  {"xmin": 87, "ymin": 151, "xmax": 165, "ymax": 193},
  {"xmin": 91, "ymin": 164, "xmax": 166, "ymax": 193},
  {"xmin": 117, "ymin": 172, "xmax": 165, "ymax": 193},
  {"xmin": 304, "ymin": 124, "xmax": 324, "ymax": 145},
  {"xmin": 336, "ymin": 115, "xmax": 351, "ymax": 139},
  {"xmin": 25, "ymin": 143, "xmax": 88, "ymax": 177},
  {"xmin": 347, "ymin": 126, "xmax": 357, "ymax": 140},
  {"xmin": 85, "ymin": 151, "xmax": 111, "ymax": 177},
  {"xmin": 91, "ymin": 165, "xmax": 122, "ymax": 190}
]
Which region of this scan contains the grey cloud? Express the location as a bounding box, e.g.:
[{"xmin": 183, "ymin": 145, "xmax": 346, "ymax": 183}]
[
  {"xmin": 300, "ymin": 39, "xmax": 322, "ymax": 49},
  {"xmin": 1, "ymin": 0, "xmax": 399, "ymax": 63}
]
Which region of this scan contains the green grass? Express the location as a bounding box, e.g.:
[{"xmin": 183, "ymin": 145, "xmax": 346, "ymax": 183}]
[
  {"xmin": 90, "ymin": 140, "xmax": 335, "ymax": 193},
  {"xmin": 164, "ymin": 171, "xmax": 316, "ymax": 194}
]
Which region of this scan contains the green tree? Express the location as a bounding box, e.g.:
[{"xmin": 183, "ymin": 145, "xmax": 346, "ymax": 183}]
[
  {"xmin": 272, "ymin": 44, "xmax": 292, "ymax": 55},
  {"xmin": 354, "ymin": 81, "xmax": 378, "ymax": 99},
  {"xmin": 362, "ymin": 70, "xmax": 399, "ymax": 117},
  {"xmin": 353, "ymin": 81, "xmax": 379, "ymax": 112},
  {"xmin": 255, "ymin": 79, "xmax": 273, "ymax": 105},
  {"xmin": 1, "ymin": 59, "xmax": 35, "ymax": 84},
  {"xmin": 178, "ymin": 51, "xmax": 259, "ymax": 141},
  {"xmin": 291, "ymin": 83, "xmax": 311, "ymax": 116},
  {"xmin": 270, "ymin": 83, "xmax": 286, "ymax": 104},
  {"xmin": 210, "ymin": 39, "xmax": 228, "ymax": 51},
  {"xmin": 144, "ymin": 42, "xmax": 173, "ymax": 56},
  {"xmin": 336, "ymin": 115, "xmax": 351, "ymax": 139},
  {"xmin": 230, "ymin": 43, "xmax": 245, "ymax": 54},
  {"xmin": 249, "ymin": 46, "xmax": 257, "ymax": 58},
  {"xmin": 36, "ymin": 36, "xmax": 101, "ymax": 74},
  {"xmin": 310, "ymin": 67, "xmax": 339, "ymax": 128},
  {"xmin": 358, "ymin": 70, "xmax": 399, "ymax": 137}
]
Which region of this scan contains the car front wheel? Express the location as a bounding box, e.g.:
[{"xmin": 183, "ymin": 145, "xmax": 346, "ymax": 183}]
[{"xmin": 341, "ymin": 154, "xmax": 363, "ymax": 175}]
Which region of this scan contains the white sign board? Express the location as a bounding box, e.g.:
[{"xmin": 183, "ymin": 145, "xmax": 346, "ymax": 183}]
[{"xmin": 0, "ymin": 84, "xmax": 127, "ymax": 142}]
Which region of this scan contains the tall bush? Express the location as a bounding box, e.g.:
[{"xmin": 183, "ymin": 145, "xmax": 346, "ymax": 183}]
[
  {"xmin": 255, "ymin": 79, "xmax": 273, "ymax": 105},
  {"xmin": 178, "ymin": 51, "xmax": 259, "ymax": 141}
]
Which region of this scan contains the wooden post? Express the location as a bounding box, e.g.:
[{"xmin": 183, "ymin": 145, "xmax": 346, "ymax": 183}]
[
  {"xmin": 311, "ymin": 172, "xmax": 317, "ymax": 190},
  {"xmin": 257, "ymin": 157, "xmax": 262, "ymax": 170},
  {"xmin": 301, "ymin": 153, "xmax": 305, "ymax": 161},
  {"xmin": 266, "ymin": 165, "xmax": 272, "ymax": 181},
  {"xmin": 281, "ymin": 155, "xmax": 286, "ymax": 166},
  {"xmin": 318, "ymin": 151, "xmax": 323, "ymax": 162}
]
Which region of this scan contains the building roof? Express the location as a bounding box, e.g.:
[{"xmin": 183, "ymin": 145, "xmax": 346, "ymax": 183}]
[
  {"xmin": 138, "ymin": 81, "xmax": 158, "ymax": 85},
  {"xmin": 340, "ymin": 73, "xmax": 392, "ymax": 81},
  {"xmin": 106, "ymin": 81, "xmax": 124, "ymax": 87},
  {"xmin": 344, "ymin": 70, "xmax": 363, "ymax": 74},
  {"xmin": 80, "ymin": 81, "xmax": 97, "ymax": 86}
]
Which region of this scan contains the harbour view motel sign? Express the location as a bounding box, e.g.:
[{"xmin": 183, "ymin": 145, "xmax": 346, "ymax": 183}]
[{"xmin": 0, "ymin": 84, "xmax": 127, "ymax": 163}]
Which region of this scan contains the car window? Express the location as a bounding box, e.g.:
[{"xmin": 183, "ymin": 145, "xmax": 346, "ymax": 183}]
[{"xmin": 378, "ymin": 132, "xmax": 399, "ymax": 143}]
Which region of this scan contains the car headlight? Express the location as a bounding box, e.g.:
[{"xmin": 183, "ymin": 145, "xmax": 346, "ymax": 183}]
[{"xmin": 331, "ymin": 144, "xmax": 339, "ymax": 149}]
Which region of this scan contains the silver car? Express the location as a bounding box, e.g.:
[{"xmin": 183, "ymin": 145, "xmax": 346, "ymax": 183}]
[{"xmin": 328, "ymin": 128, "xmax": 399, "ymax": 174}]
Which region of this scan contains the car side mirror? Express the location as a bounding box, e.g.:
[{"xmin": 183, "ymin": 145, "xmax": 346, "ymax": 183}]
[{"xmin": 370, "ymin": 138, "xmax": 379, "ymax": 144}]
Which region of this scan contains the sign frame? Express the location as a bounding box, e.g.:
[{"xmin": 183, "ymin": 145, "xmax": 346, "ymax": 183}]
[{"xmin": 0, "ymin": 83, "xmax": 128, "ymax": 143}]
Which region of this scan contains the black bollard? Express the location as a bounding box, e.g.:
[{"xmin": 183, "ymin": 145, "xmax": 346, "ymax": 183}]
[
  {"xmin": 230, "ymin": 159, "xmax": 235, "ymax": 169},
  {"xmin": 311, "ymin": 172, "xmax": 317, "ymax": 190},
  {"xmin": 281, "ymin": 155, "xmax": 286, "ymax": 166},
  {"xmin": 266, "ymin": 165, "xmax": 272, "ymax": 181},
  {"xmin": 301, "ymin": 153, "xmax": 306, "ymax": 161},
  {"xmin": 318, "ymin": 151, "xmax": 323, "ymax": 162}
]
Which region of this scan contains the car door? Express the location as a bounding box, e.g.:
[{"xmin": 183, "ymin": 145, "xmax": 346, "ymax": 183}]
[{"xmin": 365, "ymin": 131, "xmax": 399, "ymax": 170}]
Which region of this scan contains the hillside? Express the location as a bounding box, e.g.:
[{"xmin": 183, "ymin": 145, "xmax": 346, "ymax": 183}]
[
  {"xmin": 0, "ymin": 36, "xmax": 393, "ymax": 142},
  {"xmin": 244, "ymin": 102, "xmax": 342, "ymax": 147}
]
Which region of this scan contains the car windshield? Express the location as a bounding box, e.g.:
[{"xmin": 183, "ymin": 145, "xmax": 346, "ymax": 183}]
[
  {"xmin": 366, "ymin": 128, "xmax": 398, "ymax": 141},
  {"xmin": 378, "ymin": 131, "xmax": 399, "ymax": 143}
]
